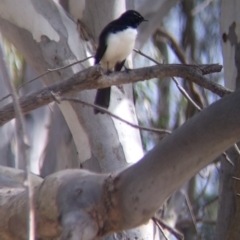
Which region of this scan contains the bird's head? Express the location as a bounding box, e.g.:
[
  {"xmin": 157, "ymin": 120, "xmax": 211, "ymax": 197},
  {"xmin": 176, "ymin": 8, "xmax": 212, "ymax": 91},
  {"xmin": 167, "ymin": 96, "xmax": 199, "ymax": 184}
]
[{"xmin": 119, "ymin": 10, "xmax": 147, "ymax": 28}]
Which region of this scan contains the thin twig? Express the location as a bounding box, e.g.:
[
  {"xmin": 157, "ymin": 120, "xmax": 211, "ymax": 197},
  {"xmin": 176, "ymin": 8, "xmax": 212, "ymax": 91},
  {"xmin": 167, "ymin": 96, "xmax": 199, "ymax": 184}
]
[
  {"xmin": 234, "ymin": 144, "xmax": 240, "ymax": 155},
  {"xmin": 154, "ymin": 28, "xmax": 207, "ymax": 111},
  {"xmin": 135, "ymin": 48, "xmax": 206, "ymax": 112},
  {"xmin": 152, "ymin": 217, "xmax": 184, "ymax": 240},
  {"xmin": 48, "ymin": 56, "xmax": 93, "ymax": 71},
  {"xmin": 172, "ymin": 77, "xmax": 202, "ymax": 111},
  {"xmin": 232, "ymin": 176, "xmax": 240, "ymax": 181},
  {"xmin": 53, "ymin": 94, "xmax": 171, "ymax": 135},
  {"xmin": 0, "ymin": 56, "xmax": 93, "ymax": 102},
  {"xmin": 222, "ymin": 152, "xmax": 234, "ymax": 166},
  {"xmin": 134, "ymin": 48, "xmax": 160, "ymax": 65},
  {"xmin": 154, "ymin": 29, "xmax": 187, "ymax": 64},
  {"xmin": 152, "ymin": 217, "xmax": 170, "ymax": 240},
  {"xmin": 0, "ymin": 92, "xmax": 11, "ymax": 102},
  {"xmin": 20, "ymin": 56, "xmax": 93, "ymax": 89},
  {"xmin": 181, "ymin": 190, "xmax": 198, "ymax": 235},
  {"xmin": 135, "ymin": 48, "xmax": 203, "ymax": 113}
]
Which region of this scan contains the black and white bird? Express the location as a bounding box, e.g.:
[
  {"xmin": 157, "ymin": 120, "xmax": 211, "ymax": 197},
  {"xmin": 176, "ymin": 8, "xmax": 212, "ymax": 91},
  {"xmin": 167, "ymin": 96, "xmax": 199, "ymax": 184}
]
[{"xmin": 94, "ymin": 10, "xmax": 147, "ymax": 114}]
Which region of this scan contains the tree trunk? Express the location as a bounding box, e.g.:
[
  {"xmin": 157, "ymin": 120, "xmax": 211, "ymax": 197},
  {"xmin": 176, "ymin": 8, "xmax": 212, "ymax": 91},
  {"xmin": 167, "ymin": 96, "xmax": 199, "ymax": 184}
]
[{"xmin": 216, "ymin": 0, "xmax": 240, "ymax": 239}]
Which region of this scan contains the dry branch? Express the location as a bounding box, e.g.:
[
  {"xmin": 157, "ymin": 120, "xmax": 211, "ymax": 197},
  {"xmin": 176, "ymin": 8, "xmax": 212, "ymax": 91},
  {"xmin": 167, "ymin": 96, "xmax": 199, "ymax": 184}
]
[
  {"xmin": 57, "ymin": 96, "xmax": 171, "ymax": 135},
  {"xmin": 0, "ymin": 63, "xmax": 229, "ymax": 126}
]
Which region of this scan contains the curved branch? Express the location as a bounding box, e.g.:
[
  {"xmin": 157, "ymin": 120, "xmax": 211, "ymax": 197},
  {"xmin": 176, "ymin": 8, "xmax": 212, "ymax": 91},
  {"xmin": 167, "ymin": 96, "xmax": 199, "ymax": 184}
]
[
  {"xmin": 110, "ymin": 89, "xmax": 240, "ymax": 231},
  {"xmin": 1, "ymin": 90, "xmax": 240, "ymax": 239}
]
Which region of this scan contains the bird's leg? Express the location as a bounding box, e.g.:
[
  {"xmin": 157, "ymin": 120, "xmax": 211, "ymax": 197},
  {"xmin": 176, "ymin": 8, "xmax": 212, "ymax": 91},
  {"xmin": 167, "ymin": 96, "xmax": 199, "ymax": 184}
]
[
  {"xmin": 106, "ymin": 62, "xmax": 112, "ymax": 75},
  {"xmin": 123, "ymin": 65, "xmax": 132, "ymax": 73}
]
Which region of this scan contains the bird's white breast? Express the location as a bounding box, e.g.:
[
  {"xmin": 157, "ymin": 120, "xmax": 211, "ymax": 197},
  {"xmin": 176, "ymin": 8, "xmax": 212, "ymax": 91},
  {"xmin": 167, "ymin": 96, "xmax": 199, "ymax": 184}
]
[{"xmin": 101, "ymin": 27, "xmax": 138, "ymax": 71}]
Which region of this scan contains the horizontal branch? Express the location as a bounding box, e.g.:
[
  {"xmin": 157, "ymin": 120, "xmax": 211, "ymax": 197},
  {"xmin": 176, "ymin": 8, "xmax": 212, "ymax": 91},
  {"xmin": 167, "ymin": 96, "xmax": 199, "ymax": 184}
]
[{"xmin": 0, "ymin": 64, "xmax": 229, "ymax": 126}]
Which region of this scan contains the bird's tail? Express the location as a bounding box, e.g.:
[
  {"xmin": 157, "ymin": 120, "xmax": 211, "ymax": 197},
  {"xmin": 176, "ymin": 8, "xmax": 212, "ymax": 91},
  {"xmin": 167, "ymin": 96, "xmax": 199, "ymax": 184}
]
[
  {"xmin": 94, "ymin": 87, "xmax": 111, "ymax": 114},
  {"xmin": 93, "ymin": 60, "xmax": 125, "ymax": 114}
]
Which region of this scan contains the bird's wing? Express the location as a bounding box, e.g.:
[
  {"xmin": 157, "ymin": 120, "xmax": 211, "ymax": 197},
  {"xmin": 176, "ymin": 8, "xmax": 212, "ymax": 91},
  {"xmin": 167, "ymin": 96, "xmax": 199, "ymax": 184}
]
[
  {"xmin": 95, "ymin": 31, "xmax": 107, "ymax": 64},
  {"xmin": 95, "ymin": 20, "xmax": 126, "ymax": 64},
  {"xmin": 94, "ymin": 23, "xmax": 115, "ymax": 64}
]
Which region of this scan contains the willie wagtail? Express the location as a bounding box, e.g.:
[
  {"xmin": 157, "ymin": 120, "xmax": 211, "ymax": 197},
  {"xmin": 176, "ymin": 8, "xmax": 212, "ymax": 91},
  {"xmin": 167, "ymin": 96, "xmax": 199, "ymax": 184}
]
[{"xmin": 94, "ymin": 10, "xmax": 147, "ymax": 114}]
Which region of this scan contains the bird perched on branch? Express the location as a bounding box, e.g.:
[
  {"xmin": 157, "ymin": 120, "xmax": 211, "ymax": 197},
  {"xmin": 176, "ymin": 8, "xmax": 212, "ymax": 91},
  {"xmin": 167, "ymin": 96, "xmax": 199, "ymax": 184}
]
[{"xmin": 94, "ymin": 10, "xmax": 147, "ymax": 114}]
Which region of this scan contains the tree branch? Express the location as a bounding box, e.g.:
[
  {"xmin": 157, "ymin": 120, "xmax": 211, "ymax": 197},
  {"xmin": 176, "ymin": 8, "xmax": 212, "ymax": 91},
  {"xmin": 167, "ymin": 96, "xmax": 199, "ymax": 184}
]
[
  {"xmin": 111, "ymin": 89, "xmax": 240, "ymax": 232},
  {"xmin": 0, "ymin": 64, "xmax": 229, "ymax": 126},
  {"xmin": 56, "ymin": 96, "xmax": 171, "ymax": 135},
  {"xmin": 1, "ymin": 89, "xmax": 240, "ymax": 240},
  {"xmin": 154, "ymin": 28, "xmax": 187, "ymax": 64}
]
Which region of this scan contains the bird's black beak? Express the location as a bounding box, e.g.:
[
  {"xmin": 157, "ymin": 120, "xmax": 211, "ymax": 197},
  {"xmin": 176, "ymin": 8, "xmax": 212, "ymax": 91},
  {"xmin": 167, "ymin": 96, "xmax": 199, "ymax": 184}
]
[{"xmin": 143, "ymin": 18, "xmax": 148, "ymax": 22}]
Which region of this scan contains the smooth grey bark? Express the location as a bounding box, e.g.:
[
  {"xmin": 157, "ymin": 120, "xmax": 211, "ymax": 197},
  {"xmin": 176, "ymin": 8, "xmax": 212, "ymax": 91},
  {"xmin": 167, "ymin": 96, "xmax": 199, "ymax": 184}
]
[
  {"xmin": 115, "ymin": 89, "xmax": 240, "ymax": 230},
  {"xmin": 216, "ymin": 1, "xmax": 240, "ymax": 239},
  {"xmin": 40, "ymin": 104, "xmax": 79, "ymax": 177},
  {"xmin": 0, "ymin": 89, "xmax": 240, "ymax": 239}
]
